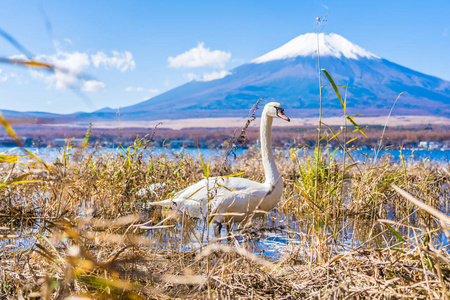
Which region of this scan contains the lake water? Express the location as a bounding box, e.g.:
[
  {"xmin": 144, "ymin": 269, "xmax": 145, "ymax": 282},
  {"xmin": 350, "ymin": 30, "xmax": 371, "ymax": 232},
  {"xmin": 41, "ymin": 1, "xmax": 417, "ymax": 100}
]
[
  {"xmin": 1, "ymin": 146, "xmax": 449, "ymax": 164},
  {"xmin": 1, "ymin": 146, "xmax": 448, "ymax": 259}
]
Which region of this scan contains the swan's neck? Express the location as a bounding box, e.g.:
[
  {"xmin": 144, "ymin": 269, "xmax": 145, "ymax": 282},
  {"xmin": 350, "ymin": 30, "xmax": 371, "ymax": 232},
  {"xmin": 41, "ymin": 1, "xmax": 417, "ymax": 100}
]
[{"xmin": 260, "ymin": 112, "xmax": 280, "ymax": 186}]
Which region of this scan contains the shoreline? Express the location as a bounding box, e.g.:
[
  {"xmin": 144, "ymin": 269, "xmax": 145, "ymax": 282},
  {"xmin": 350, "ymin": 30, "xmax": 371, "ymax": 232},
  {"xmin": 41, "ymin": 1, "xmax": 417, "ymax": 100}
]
[{"xmin": 42, "ymin": 115, "xmax": 450, "ymax": 130}]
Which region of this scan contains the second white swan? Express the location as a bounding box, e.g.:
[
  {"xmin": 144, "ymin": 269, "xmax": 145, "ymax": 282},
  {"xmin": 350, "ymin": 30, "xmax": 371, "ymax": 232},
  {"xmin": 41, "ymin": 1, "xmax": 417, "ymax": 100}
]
[{"xmin": 148, "ymin": 102, "xmax": 290, "ymax": 225}]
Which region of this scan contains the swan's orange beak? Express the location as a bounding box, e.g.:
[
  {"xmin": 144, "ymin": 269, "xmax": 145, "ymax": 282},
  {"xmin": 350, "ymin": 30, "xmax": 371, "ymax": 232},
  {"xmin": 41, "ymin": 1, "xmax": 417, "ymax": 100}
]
[{"xmin": 277, "ymin": 110, "xmax": 290, "ymax": 122}]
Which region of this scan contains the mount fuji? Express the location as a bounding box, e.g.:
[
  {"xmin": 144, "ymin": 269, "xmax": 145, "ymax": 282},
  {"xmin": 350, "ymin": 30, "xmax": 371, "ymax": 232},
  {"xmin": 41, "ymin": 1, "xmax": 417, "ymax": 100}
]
[
  {"xmin": 4, "ymin": 33, "xmax": 450, "ymax": 121},
  {"xmin": 111, "ymin": 32, "xmax": 449, "ymax": 120}
]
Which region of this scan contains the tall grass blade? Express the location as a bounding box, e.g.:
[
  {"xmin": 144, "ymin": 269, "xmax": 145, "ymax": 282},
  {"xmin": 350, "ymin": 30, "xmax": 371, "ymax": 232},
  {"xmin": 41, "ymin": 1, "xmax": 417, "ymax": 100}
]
[
  {"xmin": 380, "ymin": 221, "xmax": 405, "ymax": 242},
  {"xmin": 346, "ymin": 115, "xmax": 368, "ymax": 138},
  {"xmin": 0, "ymin": 112, "xmax": 52, "ymax": 171},
  {"xmin": 220, "ymin": 171, "xmax": 245, "ymax": 178},
  {"xmin": 391, "ymin": 184, "xmax": 450, "ymax": 226},
  {"xmin": 198, "ymin": 149, "xmax": 209, "ymax": 178},
  {"xmin": 321, "ymin": 69, "xmax": 346, "ymax": 113}
]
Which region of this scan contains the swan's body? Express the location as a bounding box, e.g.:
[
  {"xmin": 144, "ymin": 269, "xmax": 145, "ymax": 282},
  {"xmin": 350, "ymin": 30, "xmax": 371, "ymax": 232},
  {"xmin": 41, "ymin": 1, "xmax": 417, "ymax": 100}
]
[{"xmin": 148, "ymin": 102, "xmax": 290, "ymax": 223}]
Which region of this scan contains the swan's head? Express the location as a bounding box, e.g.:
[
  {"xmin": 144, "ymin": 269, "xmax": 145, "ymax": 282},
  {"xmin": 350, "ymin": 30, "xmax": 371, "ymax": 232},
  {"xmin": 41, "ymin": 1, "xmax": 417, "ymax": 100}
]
[{"xmin": 264, "ymin": 102, "xmax": 290, "ymax": 122}]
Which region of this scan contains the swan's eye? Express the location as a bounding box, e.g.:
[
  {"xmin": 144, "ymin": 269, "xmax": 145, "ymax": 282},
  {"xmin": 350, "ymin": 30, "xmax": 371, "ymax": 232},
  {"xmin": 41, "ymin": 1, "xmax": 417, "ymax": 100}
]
[{"xmin": 275, "ymin": 107, "xmax": 284, "ymax": 114}]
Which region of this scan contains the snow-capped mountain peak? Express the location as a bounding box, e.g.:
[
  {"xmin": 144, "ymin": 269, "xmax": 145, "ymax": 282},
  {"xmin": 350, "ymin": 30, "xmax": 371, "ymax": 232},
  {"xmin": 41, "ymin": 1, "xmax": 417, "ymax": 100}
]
[{"xmin": 251, "ymin": 33, "xmax": 379, "ymax": 63}]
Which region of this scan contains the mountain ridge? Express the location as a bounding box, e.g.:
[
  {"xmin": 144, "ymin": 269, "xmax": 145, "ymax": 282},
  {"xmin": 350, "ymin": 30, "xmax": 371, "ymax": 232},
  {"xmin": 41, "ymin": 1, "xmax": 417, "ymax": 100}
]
[{"xmin": 2, "ymin": 33, "xmax": 450, "ymax": 121}]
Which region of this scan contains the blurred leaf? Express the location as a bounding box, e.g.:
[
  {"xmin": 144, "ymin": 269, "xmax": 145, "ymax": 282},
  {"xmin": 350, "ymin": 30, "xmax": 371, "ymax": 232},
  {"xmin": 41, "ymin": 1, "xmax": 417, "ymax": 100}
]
[
  {"xmin": 185, "ymin": 186, "xmax": 205, "ymax": 200},
  {"xmin": 0, "ymin": 173, "xmax": 42, "ymax": 188},
  {"xmin": 346, "ymin": 116, "xmax": 368, "ymax": 138},
  {"xmin": 322, "ymin": 84, "xmax": 355, "ymax": 89},
  {"xmin": 220, "ymin": 171, "xmax": 245, "ymax": 178},
  {"xmin": 0, "ymin": 112, "xmax": 22, "ymax": 147},
  {"xmin": 0, "ymin": 152, "xmax": 24, "ymax": 164},
  {"xmin": 22, "ymin": 148, "xmax": 52, "ymax": 171},
  {"xmin": 327, "ymin": 131, "xmax": 341, "ymax": 142},
  {"xmin": 348, "ymin": 126, "xmax": 368, "ymax": 135},
  {"xmin": 0, "ymin": 27, "xmax": 34, "ymax": 58},
  {"xmin": 0, "ymin": 112, "xmax": 52, "ymax": 171},
  {"xmin": 343, "ymin": 162, "xmax": 358, "ymax": 171},
  {"xmin": 216, "ymin": 183, "xmax": 236, "ymax": 191},
  {"xmin": 390, "ymin": 247, "xmax": 406, "ymax": 254},
  {"xmin": 321, "ymin": 69, "xmax": 346, "ymax": 113},
  {"xmin": 392, "ymin": 184, "xmax": 450, "ymax": 226},
  {"xmin": 380, "ymin": 222, "xmax": 405, "ymax": 242},
  {"xmin": 0, "ymin": 58, "xmax": 53, "ymax": 70},
  {"xmin": 329, "ymin": 147, "xmax": 339, "ymax": 158},
  {"xmin": 198, "ymin": 149, "xmax": 209, "ymax": 178},
  {"xmin": 345, "ymin": 137, "xmax": 358, "ymax": 145},
  {"xmin": 76, "ymin": 275, "xmax": 143, "ymax": 299}
]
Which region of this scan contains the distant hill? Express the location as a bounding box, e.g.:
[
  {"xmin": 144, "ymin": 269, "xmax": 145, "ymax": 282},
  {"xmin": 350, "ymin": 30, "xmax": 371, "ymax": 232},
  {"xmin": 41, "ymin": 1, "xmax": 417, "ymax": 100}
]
[
  {"xmin": 0, "ymin": 110, "xmax": 61, "ymax": 119},
  {"xmin": 3, "ymin": 33, "xmax": 450, "ymax": 122}
]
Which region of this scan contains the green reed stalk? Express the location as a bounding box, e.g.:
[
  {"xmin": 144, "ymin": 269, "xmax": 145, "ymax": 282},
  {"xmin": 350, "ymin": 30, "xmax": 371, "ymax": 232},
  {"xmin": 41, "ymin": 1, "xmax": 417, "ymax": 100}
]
[{"xmin": 314, "ymin": 17, "xmax": 325, "ymax": 207}]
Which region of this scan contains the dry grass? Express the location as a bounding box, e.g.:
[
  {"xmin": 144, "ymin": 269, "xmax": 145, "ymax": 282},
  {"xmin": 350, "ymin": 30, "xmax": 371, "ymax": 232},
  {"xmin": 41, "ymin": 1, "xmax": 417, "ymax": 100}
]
[{"xmin": 0, "ymin": 140, "xmax": 449, "ymax": 299}]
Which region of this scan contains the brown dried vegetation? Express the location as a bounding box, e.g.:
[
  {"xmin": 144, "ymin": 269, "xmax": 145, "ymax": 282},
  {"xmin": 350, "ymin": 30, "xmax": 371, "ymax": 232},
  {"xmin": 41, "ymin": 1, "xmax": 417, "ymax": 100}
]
[{"xmin": 0, "ymin": 135, "xmax": 449, "ymax": 299}]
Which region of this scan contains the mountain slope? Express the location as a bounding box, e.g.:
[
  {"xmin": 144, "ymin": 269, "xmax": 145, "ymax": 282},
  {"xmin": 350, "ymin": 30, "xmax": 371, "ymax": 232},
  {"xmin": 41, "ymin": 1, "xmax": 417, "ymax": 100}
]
[
  {"xmin": 116, "ymin": 33, "xmax": 449, "ymax": 120},
  {"xmin": 3, "ymin": 33, "xmax": 449, "ymax": 122}
]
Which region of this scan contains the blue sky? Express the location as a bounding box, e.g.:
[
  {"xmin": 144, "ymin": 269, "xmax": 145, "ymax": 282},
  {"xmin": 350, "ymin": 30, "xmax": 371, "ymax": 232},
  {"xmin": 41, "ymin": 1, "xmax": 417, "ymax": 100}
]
[{"xmin": 0, "ymin": 0, "xmax": 449, "ymax": 114}]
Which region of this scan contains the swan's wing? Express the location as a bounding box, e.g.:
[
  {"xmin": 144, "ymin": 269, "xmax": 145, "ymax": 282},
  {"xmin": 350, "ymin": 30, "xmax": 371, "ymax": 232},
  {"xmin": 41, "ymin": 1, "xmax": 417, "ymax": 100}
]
[
  {"xmin": 169, "ymin": 178, "xmax": 219, "ymax": 219},
  {"xmin": 169, "ymin": 177, "xmax": 271, "ymax": 220},
  {"xmin": 210, "ymin": 177, "xmax": 284, "ymax": 222},
  {"xmin": 173, "ymin": 177, "xmax": 262, "ymax": 200},
  {"xmin": 172, "ymin": 178, "xmax": 210, "ymax": 201},
  {"xmin": 207, "ymin": 177, "xmax": 270, "ymax": 222},
  {"xmin": 211, "ymin": 188, "xmax": 268, "ymax": 219}
]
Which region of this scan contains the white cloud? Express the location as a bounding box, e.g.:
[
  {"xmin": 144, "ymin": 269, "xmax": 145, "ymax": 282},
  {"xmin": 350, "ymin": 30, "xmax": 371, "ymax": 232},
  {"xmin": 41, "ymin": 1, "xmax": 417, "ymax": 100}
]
[
  {"xmin": 168, "ymin": 42, "xmax": 231, "ymax": 68},
  {"xmin": 52, "ymin": 52, "xmax": 90, "ymax": 73},
  {"xmin": 82, "ymin": 80, "xmax": 106, "ymax": 92},
  {"xmin": 201, "ymin": 70, "xmax": 231, "ymax": 81},
  {"xmin": 91, "ymin": 51, "xmax": 135, "ymax": 72},
  {"xmin": 125, "ymin": 86, "xmax": 144, "ymax": 92},
  {"xmin": 8, "ymin": 54, "xmax": 28, "ymax": 60},
  {"xmin": 36, "ymin": 51, "xmax": 90, "ymax": 90},
  {"xmin": 53, "ymin": 39, "xmax": 73, "ymax": 52},
  {"xmin": 443, "ymin": 28, "xmax": 448, "ymax": 37},
  {"xmin": 27, "ymin": 50, "xmax": 135, "ymax": 90},
  {"xmin": 187, "ymin": 70, "xmax": 231, "ymax": 82},
  {"xmin": 9, "ymin": 49, "xmax": 136, "ymax": 91},
  {"xmin": 26, "ymin": 51, "xmax": 90, "ymax": 90},
  {"xmin": 187, "ymin": 73, "xmax": 198, "ymax": 81}
]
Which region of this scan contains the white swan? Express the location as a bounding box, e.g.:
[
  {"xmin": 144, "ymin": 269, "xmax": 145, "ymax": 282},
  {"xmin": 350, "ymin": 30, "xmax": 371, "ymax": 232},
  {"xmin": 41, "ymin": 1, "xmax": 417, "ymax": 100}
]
[{"xmin": 148, "ymin": 102, "xmax": 290, "ymax": 225}]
